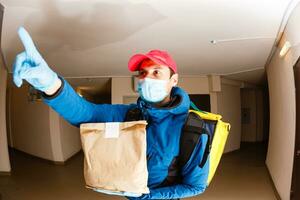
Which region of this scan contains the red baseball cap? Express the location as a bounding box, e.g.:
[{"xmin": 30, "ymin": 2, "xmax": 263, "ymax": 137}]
[{"xmin": 128, "ymin": 49, "xmax": 177, "ymax": 73}]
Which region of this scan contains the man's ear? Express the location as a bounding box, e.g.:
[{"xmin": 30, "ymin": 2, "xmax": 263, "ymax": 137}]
[{"xmin": 171, "ymin": 73, "xmax": 178, "ymax": 87}]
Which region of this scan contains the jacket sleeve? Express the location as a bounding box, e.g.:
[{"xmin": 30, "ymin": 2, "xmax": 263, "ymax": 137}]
[
  {"xmin": 42, "ymin": 76, "xmax": 135, "ymax": 127},
  {"xmin": 129, "ymin": 135, "xmax": 209, "ymax": 200}
]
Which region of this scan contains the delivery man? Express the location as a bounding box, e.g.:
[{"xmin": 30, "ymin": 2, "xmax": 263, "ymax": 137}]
[{"xmin": 13, "ymin": 27, "xmax": 209, "ymax": 199}]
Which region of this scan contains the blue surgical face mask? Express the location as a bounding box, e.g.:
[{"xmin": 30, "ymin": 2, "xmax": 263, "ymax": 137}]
[{"xmin": 138, "ymin": 78, "xmax": 169, "ymax": 103}]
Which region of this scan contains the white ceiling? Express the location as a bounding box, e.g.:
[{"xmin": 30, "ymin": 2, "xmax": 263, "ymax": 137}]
[
  {"xmin": 0, "ymin": 0, "xmax": 298, "ymax": 85},
  {"xmin": 224, "ymin": 68, "xmax": 267, "ymax": 85}
]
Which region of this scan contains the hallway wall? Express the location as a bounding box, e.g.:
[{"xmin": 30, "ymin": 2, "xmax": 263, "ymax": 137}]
[
  {"xmin": 240, "ymin": 88, "xmax": 266, "ymax": 142},
  {"xmin": 59, "ymin": 117, "xmax": 81, "ymax": 161},
  {"xmin": 0, "ymin": 52, "xmax": 10, "ymax": 173},
  {"xmin": 0, "ymin": 3, "xmax": 11, "ymax": 173},
  {"xmin": 9, "ymin": 68, "xmax": 242, "ymax": 163},
  {"xmin": 8, "ymin": 78, "xmax": 81, "ymax": 162},
  {"xmin": 10, "ymin": 85, "xmax": 53, "ymax": 160},
  {"xmin": 266, "ymin": 3, "xmax": 300, "ymax": 200},
  {"xmin": 217, "ymin": 78, "xmax": 242, "ymax": 153},
  {"xmin": 112, "ymin": 75, "xmax": 242, "ymax": 153},
  {"xmin": 241, "ymin": 89, "xmax": 257, "ymax": 142}
]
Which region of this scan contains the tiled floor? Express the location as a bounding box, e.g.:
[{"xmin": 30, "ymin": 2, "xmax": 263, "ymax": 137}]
[{"xmin": 0, "ymin": 142, "xmax": 278, "ymax": 200}]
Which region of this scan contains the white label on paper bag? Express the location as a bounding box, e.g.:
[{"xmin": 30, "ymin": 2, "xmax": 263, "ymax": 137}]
[{"xmin": 104, "ymin": 123, "xmax": 120, "ymax": 138}]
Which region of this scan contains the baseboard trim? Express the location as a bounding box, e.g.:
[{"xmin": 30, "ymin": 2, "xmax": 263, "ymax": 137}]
[
  {"xmin": 51, "ymin": 150, "xmax": 82, "ymax": 165},
  {"xmin": 0, "ymin": 171, "xmax": 11, "ymax": 176},
  {"xmin": 52, "ymin": 161, "xmax": 65, "ymax": 165},
  {"xmin": 9, "ymin": 147, "xmax": 82, "ymax": 166}
]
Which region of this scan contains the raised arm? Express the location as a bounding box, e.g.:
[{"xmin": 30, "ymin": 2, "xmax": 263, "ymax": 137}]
[
  {"xmin": 42, "ymin": 76, "xmax": 134, "ymax": 127},
  {"xmin": 13, "ymin": 27, "xmax": 134, "ymax": 126}
]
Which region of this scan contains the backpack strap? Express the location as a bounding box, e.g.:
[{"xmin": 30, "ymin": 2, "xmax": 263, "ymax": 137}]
[
  {"xmin": 190, "ymin": 101, "xmax": 207, "ymax": 114},
  {"xmin": 125, "ymin": 107, "xmax": 144, "ymax": 121},
  {"xmin": 126, "ymin": 103, "xmax": 211, "ymax": 188},
  {"xmin": 178, "ymin": 112, "xmax": 206, "ymax": 169},
  {"xmin": 187, "ymin": 102, "xmax": 213, "ymax": 168},
  {"xmin": 156, "ymin": 111, "xmax": 209, "ymax": 188}
]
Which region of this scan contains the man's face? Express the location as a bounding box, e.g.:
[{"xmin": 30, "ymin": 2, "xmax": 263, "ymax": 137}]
[
  {"xmin": 137, "ymin": 59, "xmax": 178, "ymax": 96},
  {"xmin": 138, "ymin": 65, "xmax": 171, "ymax": 80}
]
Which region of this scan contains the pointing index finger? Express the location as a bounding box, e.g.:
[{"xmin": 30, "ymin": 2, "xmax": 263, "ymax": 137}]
[{"xmin": 18, "ymin": 26, "xmax": 37, "ymax": 56}]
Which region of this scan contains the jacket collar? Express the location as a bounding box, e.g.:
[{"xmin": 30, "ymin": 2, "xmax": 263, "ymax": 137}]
[{"xmin": 137, "ymin": 87, "xmax": 190, "ymax": 120}]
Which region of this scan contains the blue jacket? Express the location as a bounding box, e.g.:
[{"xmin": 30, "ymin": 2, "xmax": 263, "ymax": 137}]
[{"xmin": 42, "ymin": 77, "xmax": 209, "ymax": 199}]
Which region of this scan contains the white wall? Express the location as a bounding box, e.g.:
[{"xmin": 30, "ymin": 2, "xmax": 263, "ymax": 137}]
[
  {"xmin": 241, "ymin": 89, "xmax": 257, "ymax": 142},
  {"xmin": 49, "ymin": 108, "xmax": 64, "ymax": 161},
  {"xmin": 49, "ymin": 108, "xmax": 81, "ymax": 162},
  {"xmin": 9, "ymin": 80, "xmax": 81, "ymax": 163},
  {"xmin": 266, "ymin": 49, "xmax": 296, "ymax": 200},
  {"xmin": 10, "ymin": 85, "xmax": 53, "ymax": 160},
  {"xmin": 112, "ymin": 75, "xmax": 219, "ymax": 110},
  {"xmin": 112, "ymin": 75, "xmax": 241, "ymax": 153},
  {"xmin": 266, "ymin": 3, "xmax": 300, "ymax": 200},
  {"xmin": 0, "ymin": 1, "xmax": 11, "ymax": 173},
  {"xmin": 112, "ymin": 76, "xmax": 215, "ymax": 104},
  {"xmin": 8, "ymin": 73, "xmax": 241, "ymax": 163},
  {"xmin": 0, "ymin": 52, "xmax": 11, "ymax": 173},
  {"xmin": 217, "ymin": 78, "xmax": 242, "ymax": 153},
  {"xmin": 178, "ymin": 76, "xmax": 220, "ymax": 114},
  {"xmin": 240, "ymin": 88, "xmax": 265, "ymax": 142},
  {"xmin": 256, "ymin": 89, "xmax": 265, "ymax": 142},
  {"xmin": 59, "ymin": 117, "xmax": 81, "ymax": 161},
  {"xmin": 111, "ymin": 77, "xmax": 138, "ymax": 104},
  {"xmin": 10, "ymin": 85, "xmax": 54, "ymax": 160}
]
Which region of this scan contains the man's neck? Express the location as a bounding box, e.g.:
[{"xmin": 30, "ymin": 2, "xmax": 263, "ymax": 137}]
[{"xmin": 154, "ymin": 94, "xmax": 172, "ymax": 107}]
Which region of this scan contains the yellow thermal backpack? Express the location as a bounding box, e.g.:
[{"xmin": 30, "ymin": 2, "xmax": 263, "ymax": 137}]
[
  {"xmin": 188, "ymin": 102, "xmax": 231, "ymax": 185},
  {"xmin": 154, "ymin": 102, "xmax": 231, "ymax": 187},
  {"xmin": 125, "ymin": 101, "xmax": 230, "ymax": 186}
]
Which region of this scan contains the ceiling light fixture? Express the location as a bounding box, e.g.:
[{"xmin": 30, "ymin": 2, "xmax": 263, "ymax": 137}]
[
  {"xmin": 279, "ymin": 41, "xmax": 291, "ymax": 57},
  {"xmin": 210, "ymin": 37, "xmax": 274, "ymax": 44}
]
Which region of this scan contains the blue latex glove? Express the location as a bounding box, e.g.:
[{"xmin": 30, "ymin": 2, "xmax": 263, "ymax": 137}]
[{"xmin": 13, "ymin": 26, "xmax": 58, "ymax": 92}]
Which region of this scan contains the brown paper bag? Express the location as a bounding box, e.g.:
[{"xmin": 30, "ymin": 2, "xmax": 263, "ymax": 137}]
[{"xmin": 80, "ymin": 120, "xmax": 149, "ymax": 194}]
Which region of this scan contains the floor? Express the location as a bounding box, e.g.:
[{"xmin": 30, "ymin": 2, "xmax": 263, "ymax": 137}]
[{"xmin": 0, "ymin": 142, "xmax": 278, "ymax": 200}]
